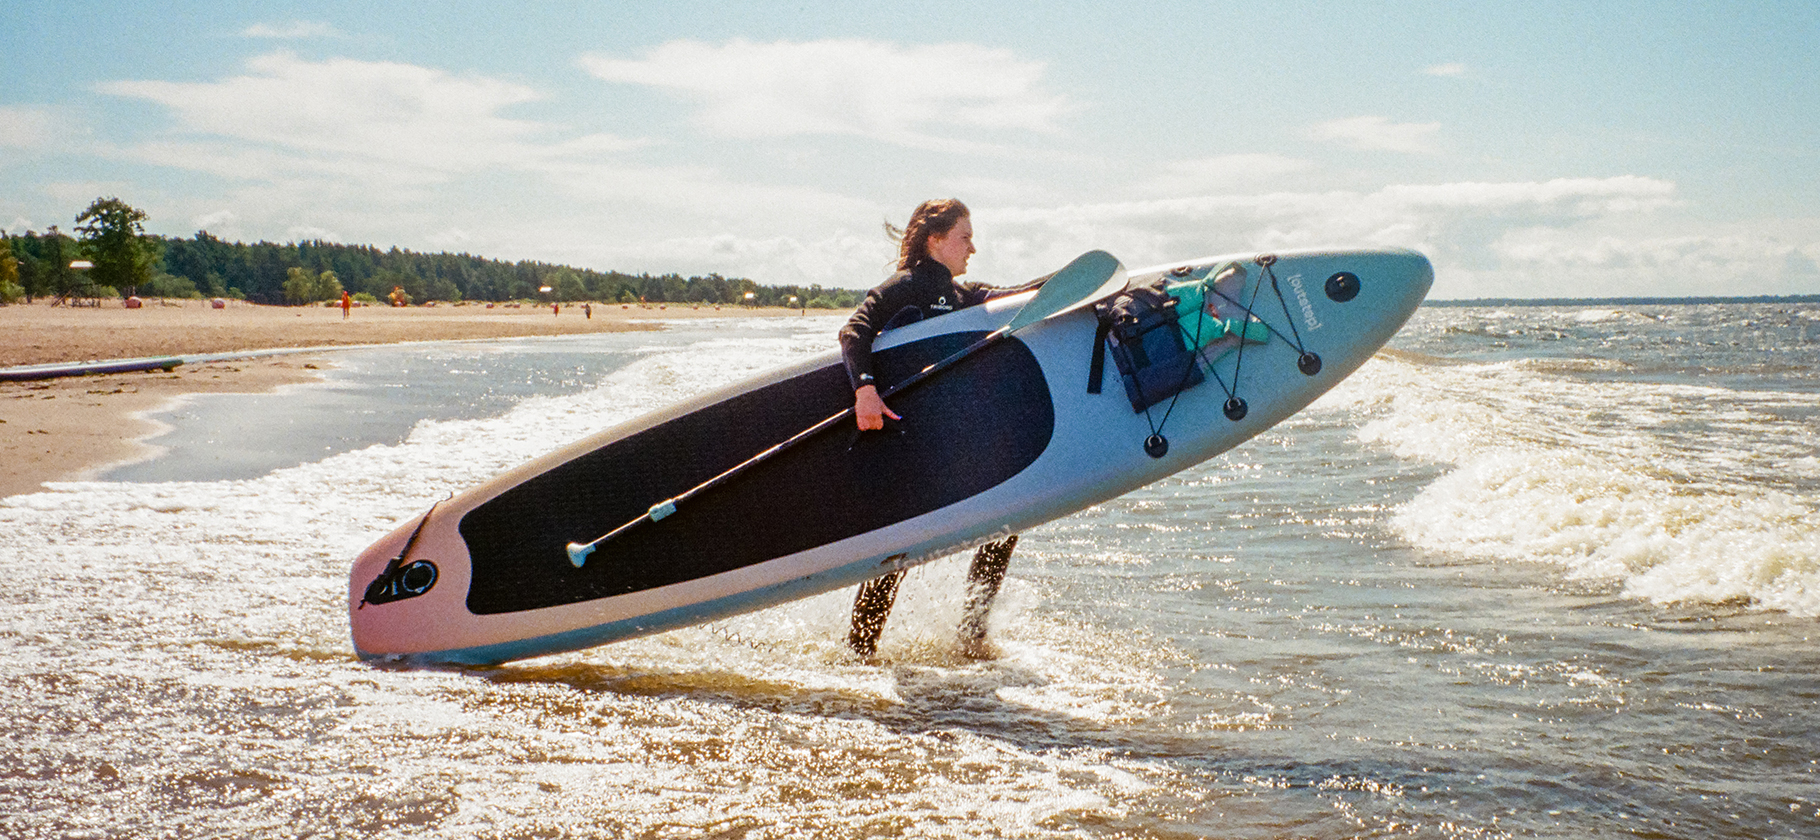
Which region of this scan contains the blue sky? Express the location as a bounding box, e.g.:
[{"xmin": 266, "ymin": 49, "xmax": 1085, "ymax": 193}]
[{"xmin": 3, "ymin": 1, "xmax": 1816, "ymax": 298}]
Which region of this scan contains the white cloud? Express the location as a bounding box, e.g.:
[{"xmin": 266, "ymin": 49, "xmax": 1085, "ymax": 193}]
[
  {"xmin": 77, "ymin": 51, "xmax": 888, "ymax": 282},
  {"xmin": 190, "ymin": 210, "xmax": 236, "ymax": 234},
  {"xmin": 286, "ymin": 224, "xmax": 341, "ymax": 242},
  {"xmin": 1373, "ymin": 176, "xmax": 1680, "ymax": 214},
  {"xmin": 1490, "ymin": 223, "xmax": 1820, "ymax": 296},
  {"xmin": 580, "ymin": 39, "xmax": 1074, "ymax": 151},
  {"xmin": 1423, "ymin": 63, "xmax": 1469, "ymax": 77},
  {"xmin": 962, "ymin": 176, "xmax": 1706, "ymax": 298},
  {"xmin": 42, "ymin": 180, "xmax": 135, "ymax": 210},
  {"xmin": 932, "ymin": 175, "xmax": 1062, "ymax": 207},
  {"xmin": 0, "ymin": 106, "xmax": 63, "ymax": 150},
  {"xmin": 1140, "ymin": 154, "xmax": 1315, "ymax": 195},
  {"xmin": 98, "ymin": 53, "xmax": 542, "ymax": 177},
  {"xmin": 1309, "ymin": 115, "xmax": 1443, "ymax": 154},
  {"xmin": 614, "ymin": 231, "xmax": 898, "ymax": 288},
  {"xmin": 425, "ymin": 227, "xmax": 474, "ymax": 249},
  {"xmin": 60, "ymin": 50, "xmax": 1805, "ymax": 301},
  {"xmin": 97, "ymin": 52, "xmax": 641, "ymax": 184},
  {"xmin": 241, "ymin": 21, "xmax": 344, "ymax": 40}
]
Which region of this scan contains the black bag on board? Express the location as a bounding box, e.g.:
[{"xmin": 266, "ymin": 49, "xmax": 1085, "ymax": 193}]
[{"xmin": 1088, "ymin": 279, "xmax": 1204, "ymax": 412}]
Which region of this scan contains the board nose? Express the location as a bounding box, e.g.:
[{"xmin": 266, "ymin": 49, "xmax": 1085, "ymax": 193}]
[{"xmin": 1362, "ymin": 249, "xmax": 1435, "ymax": 307}]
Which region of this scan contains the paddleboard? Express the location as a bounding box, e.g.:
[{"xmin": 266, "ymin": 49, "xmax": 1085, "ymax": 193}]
[
  {"xmin": 0, "ymin": 356, "xmax": 182, "ymax": 382},
  {"xmin": 349, "ymin": 247, "xmax": 1432, "ymax": 665}
]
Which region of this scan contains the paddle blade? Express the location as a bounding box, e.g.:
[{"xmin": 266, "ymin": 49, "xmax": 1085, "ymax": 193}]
[{"xmin": 1006, "ymin": 249, "xmax": 1127, "ymax": 331}]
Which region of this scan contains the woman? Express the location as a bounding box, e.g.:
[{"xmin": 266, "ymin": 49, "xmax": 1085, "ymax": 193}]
[{"xmin": 839, "ymin": 198, "xmax": 1034, "ymax": 659}]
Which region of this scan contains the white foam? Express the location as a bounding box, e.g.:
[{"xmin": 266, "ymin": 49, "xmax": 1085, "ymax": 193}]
[
  {"xmin": 1567, "ymin": 307, "xmax": 1666, "ymax": 326},
  {"xmin": 1348, "ymin": 354, "xmax": 1820, "ymax": 617},
  {"xmin": 0, "ymin": 321, "xmax": 1177, "ymax": 719}
]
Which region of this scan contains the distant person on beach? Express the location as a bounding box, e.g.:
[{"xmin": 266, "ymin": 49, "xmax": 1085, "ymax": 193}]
[
  {"xmin": 838, "ymin": 198, "xmax": 1039, "ymax": 659},
  {"xmin": 341, "ymin": 290, "xmax": 351, "ymax": 320}
]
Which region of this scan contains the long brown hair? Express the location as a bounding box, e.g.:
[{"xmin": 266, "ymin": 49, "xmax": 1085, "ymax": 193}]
[{"xmin": 888, "ymin": 198, "xmax": 969, "ymax": 271}]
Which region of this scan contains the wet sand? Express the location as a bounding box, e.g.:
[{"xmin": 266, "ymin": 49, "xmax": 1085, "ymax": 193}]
[{"xmin": 0, "ymin": 298, "xmax": 800, "ymax": 496}]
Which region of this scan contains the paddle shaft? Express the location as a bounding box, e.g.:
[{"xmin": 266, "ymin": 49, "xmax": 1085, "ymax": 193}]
[
  {"xmin": 565, "ymin": 249, "xmax": 1126, "ymax": 566},
  {"xmin": 575, "ymin": 326, "xmax": 1008, "ymax": 556}
]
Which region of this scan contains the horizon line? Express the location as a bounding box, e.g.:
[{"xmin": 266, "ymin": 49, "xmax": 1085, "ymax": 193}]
[{"xmin": 1425, "ymin": 294, "xmax": 1820, "ymax": 307}]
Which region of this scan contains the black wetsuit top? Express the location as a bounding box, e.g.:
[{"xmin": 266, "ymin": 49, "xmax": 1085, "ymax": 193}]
[{"xmin": 839, "ymin": 260, "xmax": 1037, "ymax": 391}]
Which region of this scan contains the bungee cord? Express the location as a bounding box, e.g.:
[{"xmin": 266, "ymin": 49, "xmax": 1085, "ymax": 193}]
[{"xmin": 1131, "ymin": 255, "xmax": 1327, "ymax": 457}]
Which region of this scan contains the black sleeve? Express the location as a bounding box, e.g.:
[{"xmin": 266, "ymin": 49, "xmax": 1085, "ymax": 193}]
[{"xmin": 839, "ymin": 271, "xmax": 917, "ymax": 391}]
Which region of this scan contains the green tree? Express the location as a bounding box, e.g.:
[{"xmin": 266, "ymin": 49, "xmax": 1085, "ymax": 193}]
[
  {"xmin": 424, "ymin": 275, "xmax": 460, "ymax": 303},
  {"xmin": 39, "ymin": 227, "xmax": 76, "ymax": 296},
  {"xmin": 314, "ymin": 269, "xmax": 344, "ymax": 302},
  {"xmin": 283, "ymin": 266, "xmax": 318, "ymax": 304},
  {"xmin": 74, "ymin": 197, "xmax": 158, "ymax": 297},
  {"xmin": 6, "ymin": 237, "xmax": 38, "ymax": 300},
  {"xmin": 143, "ymin": 273, "xmax": 201, "ymax": 299},
  {"xmin": 549, "ymin": 267, "xmax": 587, "ymax": 302},
  {"xmin": 0, "ymin": 250, "xmax": 21, "ymax": 304}
]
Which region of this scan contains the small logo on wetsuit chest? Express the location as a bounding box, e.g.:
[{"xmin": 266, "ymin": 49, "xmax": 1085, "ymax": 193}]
[{"xmin": 930, "ymin": 295, "xmax": 953, "ymax": 313}]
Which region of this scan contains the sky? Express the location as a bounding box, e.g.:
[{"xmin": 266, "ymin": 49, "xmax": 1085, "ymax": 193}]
[{"xmin": 3, "ymin": 1, "xmax": 1817, "ymax": 299}]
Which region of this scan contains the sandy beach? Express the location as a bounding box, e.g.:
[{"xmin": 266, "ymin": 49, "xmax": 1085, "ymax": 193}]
[{"xmin": 1, "ymin": 297, "xmax": 801, "ymax": 496}]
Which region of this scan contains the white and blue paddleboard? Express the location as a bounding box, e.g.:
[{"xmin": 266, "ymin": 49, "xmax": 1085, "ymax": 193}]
[
  {"xmin": 0, "ymin": 356, "xmax": 183, "ymax": 381},
  {"xmin": 349, "ymin": 247, "xmax": 1432, "ymax": 665}
]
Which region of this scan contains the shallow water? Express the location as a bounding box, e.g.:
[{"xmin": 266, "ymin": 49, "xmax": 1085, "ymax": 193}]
[
  {"xmin": 105, "ymin": 329, "xmax": 706, "ymax": 483},
  {"xmin": 3, "ymin": 305, "xmax": 1816, "ymax": 838}
]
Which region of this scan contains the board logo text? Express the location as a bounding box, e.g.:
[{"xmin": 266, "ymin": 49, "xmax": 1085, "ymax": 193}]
[{"xmin": 1286, "ymin": 273, "xmax": 1323, "ymax": 332}]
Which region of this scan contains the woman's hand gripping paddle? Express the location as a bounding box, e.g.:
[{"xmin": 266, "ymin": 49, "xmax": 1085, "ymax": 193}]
[{"xmin": 565, "ymin": 250, "xmax": 1128, "ymax": 567}]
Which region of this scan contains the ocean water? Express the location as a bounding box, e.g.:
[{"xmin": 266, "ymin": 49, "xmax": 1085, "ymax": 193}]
[
  {"xmin": 104, "ymin": 329, "xmax": 712, "ymax": 483},
  {"xmin": 2, "ymin": 304, "xmax": 1816, "ymax": 839}
]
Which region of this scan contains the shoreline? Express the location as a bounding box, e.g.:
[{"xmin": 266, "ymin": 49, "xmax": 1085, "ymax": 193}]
[
  {"xmin": 0, "ymin": 355, "xmax": 333, "ymax": 497},
  {"xmin": 0, "ymin": 296, "xmax": 806, "ymax": 368},
  {"xmin": 0, "ymin": 298, "xmax": 806, "ymax": 497}
]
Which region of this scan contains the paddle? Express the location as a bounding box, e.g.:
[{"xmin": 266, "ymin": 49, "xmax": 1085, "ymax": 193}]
[{"xmin": 566, "ymin": 249, "xmax": 1128, "ymax": 568}]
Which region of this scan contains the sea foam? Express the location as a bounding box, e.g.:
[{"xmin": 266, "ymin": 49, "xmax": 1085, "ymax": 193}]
[{"xmin": 1345, "ymin": 355, "xmax": 1820, "ymax": 617}]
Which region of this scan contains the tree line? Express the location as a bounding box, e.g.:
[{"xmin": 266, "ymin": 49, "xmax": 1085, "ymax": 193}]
[{"xmin": 2, "ymin": 197, "xmax": 862, "ymax": 310}]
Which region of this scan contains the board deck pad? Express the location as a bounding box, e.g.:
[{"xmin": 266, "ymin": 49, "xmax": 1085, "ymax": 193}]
[{"xmin": 459, "ymin": 331, "xmax": 1054, "ymax": 614}]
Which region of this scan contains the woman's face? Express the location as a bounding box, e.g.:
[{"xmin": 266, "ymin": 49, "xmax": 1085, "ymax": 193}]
[{"xmin": 926, "ymin": 216, "xmax": 975, "ymax": 277}]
